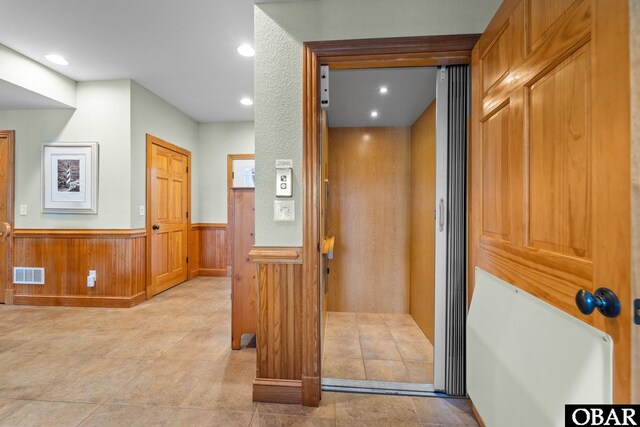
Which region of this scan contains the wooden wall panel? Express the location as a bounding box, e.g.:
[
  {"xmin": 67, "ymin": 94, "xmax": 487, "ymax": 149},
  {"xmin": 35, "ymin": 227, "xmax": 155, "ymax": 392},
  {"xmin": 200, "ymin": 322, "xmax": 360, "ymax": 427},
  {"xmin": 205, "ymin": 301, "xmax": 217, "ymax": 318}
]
[
  {"xmin": 192, "ymin": 223, "xmax": 228, "ymax": 277},
  {"xmin": 482, "ymin": 104, "xmax": 511, "ymax": 241},
  {"xmin": 528, "ymin": 46, "xmax": 591, "ymax": 258},
  {"xmin": 12, "ymin": 230, "xmax": 146, "ymax": 308},
  {"xmin": 327, "ymin": 126, "xmax": 411, "ymax": 314},
  {"xmin": 257, "ymin": 263, "xmax": 302, "ymax": 380},
  {"xmin": 410, "ymin": 102, "xmax": 436, "ymax": 343},
  {"xmin": 249, "ymin": 247, "xmax": 303, "ymax": 404},
  {"xmin": 471, "ymin": 0, "xmax": 631, "ymax": 401},
  {"xmin": 528, "ymin": 0, "xmax": 577, "ymax": 48}
]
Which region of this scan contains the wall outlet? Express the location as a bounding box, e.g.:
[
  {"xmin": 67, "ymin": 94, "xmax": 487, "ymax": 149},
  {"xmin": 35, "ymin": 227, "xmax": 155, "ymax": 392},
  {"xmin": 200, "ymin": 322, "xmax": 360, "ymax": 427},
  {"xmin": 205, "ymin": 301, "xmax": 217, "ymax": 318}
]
[
  {"xmin": 139, "ymin": 205, "xmax": 145, "ymax": 216},
  {"xmin": 87, "ymin": 276, "xmax": 95, "ymax": 287},
  {"xmin": 19, "ymin": 205, "xmax": 27, "ymax": 216},
  {"xmin": 274, "ymin": 200, "xmax": 295, "ymax": 222}
]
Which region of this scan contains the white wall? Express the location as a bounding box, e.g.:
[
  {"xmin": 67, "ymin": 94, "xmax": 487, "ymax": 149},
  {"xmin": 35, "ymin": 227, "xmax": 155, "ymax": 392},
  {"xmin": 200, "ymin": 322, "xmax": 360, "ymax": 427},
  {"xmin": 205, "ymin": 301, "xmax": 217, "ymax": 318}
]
[
  {"xmin": 0, "ymin": 44, "xmax": 76, "ymax": 108},
  {"xmin": 0, "ymin": 80, "xmax": 132, "ymax": 229},
  {"xmin": 130, "ymin": 81, "xmax": 199, "ymax": 228},
  {"xmin": 254, "ymin": 0, "xmax": 501, "ymax": 246},
  {"xmin": 198, "ymin": 122, "xmax": 254, "ymax": 224}
]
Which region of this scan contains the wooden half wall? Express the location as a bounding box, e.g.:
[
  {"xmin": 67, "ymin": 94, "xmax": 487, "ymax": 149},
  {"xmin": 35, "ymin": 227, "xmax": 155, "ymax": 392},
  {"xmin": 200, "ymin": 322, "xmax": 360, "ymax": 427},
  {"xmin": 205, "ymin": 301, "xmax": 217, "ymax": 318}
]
[
  {"xmin": 249, "ymin": 247, "xmax": 304, "ymax": 405},
  {"xmin": 191, "ymin": 223, "xmax": 228, "ymax": 277},
  {"xmin": 12, "ymin": 229, "xmax": 147, "ymax": 307},
  {"xmin": 10, "ymin": 223, "xmax": 229, "ymax": 308}
]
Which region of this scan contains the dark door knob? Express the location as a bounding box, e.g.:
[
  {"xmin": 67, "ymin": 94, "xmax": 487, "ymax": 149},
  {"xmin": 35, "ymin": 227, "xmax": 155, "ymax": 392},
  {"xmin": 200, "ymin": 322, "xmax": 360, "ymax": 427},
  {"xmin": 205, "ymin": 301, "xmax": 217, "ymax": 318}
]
[
  {"xmin": 152, "ymin": 224, "xmax": 160, "ymax": 230},
  {"xmin": 575, "ymin": 287, "xmax": 621, "ymax": 318}
]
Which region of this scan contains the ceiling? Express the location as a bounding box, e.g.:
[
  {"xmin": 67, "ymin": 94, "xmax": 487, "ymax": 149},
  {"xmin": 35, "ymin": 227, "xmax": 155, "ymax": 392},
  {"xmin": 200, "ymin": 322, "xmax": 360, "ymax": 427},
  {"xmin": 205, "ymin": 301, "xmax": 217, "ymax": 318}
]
[
  {"xmin": 0, "ymin": 0, "xmax": 255, "ymax": 123},
  {"xmin": 327, "ymin": 67, "xmax": 438, "ymax": 128}
]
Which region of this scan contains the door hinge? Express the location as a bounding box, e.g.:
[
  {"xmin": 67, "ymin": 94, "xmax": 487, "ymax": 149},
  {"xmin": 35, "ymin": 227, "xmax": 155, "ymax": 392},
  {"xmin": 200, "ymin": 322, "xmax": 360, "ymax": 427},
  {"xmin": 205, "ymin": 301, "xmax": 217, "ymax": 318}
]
[
  {"xmin": 317, "ymin": 242, "xmax": 321, "ymax": 252},
  {"xmin": 186, "ymin": 211, "xmax": 189, "ymax": 218},
  {"xmin": 232, "ymin": 171, "xmax": 234, "ymax": 179},
  {"xmin": 186, "ymin": 166, "xmax": 188, "ymax": 173},
  {"xmin": 635, "ymin": 299, "xmax": 640, "ymax": 325},
  {"xmin": 186, "ymin": 257, "xmax": 189, "ymax": 264}
]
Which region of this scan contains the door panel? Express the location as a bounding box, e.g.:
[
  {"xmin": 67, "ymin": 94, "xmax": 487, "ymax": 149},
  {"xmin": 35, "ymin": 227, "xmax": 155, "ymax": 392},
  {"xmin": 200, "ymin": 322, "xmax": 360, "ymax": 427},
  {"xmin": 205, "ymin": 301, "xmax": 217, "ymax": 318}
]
[
  {"xmin": 0, "ymin": 131, "xmax": 14, "ymax": 304},
  {"xmin": 148, "ymin": 138, "xmax": 190, "ymax": 298},
  {"xmin": 231, "ymin": 189, "xmax": 256, "ymax": 349},
  {"xmin": 470, "ymin": 0, "xmax": 630, "ymax": 401}
]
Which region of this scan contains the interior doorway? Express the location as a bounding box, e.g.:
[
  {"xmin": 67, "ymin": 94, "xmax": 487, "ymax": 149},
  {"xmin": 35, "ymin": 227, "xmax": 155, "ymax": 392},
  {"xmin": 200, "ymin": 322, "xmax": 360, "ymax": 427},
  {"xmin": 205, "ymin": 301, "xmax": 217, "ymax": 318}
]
[
  {"xmin": 320, "ymin": 67, "xmax": 440, "ymax": 394},
  {"xmin": 146, "ymin": 134, "xmax": 191, "ymax": 298},
  {"xmin": 0, "ymin": 130, "xmax": 14, "ymax": 304}
]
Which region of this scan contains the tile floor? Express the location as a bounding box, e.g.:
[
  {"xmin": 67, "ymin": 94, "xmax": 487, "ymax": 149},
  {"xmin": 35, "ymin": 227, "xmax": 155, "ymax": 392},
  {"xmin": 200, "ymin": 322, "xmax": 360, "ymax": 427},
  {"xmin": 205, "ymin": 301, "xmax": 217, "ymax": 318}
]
[
  {"xmin": 323, "ymin": 311, "xmax": 434, "ymax": 384},
  {"xmin": 0, "ymin": 277, "xmax": 476, "ymax": 426}
]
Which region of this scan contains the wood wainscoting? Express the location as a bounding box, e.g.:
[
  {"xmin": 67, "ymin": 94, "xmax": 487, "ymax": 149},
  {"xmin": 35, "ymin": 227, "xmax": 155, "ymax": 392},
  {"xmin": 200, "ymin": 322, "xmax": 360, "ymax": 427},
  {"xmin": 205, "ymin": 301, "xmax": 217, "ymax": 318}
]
[
  {"xmin": 12, "ymin": 229, "xmax": 146, "ymax": 308},
  {"xmin": 249, "ymin": 247, "xmax": 304, "ymax": 405},
  {"xmin": 190, "ymin": 223, "xmax": 228, "ymax": 278}
]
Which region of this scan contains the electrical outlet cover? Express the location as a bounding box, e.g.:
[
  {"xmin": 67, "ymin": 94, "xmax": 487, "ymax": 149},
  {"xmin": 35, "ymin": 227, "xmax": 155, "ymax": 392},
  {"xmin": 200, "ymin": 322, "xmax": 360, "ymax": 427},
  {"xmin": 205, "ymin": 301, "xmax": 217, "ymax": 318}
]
[{"xmin": 274, "ymin": 200, "xmax": 295, "ymax": 221}]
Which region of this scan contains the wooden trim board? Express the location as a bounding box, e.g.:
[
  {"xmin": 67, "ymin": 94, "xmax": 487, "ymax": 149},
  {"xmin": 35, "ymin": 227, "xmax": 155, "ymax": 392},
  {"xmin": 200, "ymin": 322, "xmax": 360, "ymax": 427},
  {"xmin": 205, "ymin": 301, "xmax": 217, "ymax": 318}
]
[
  {"xmin": 249, "ymin": 247, "xmax": 302, "ymax": 264},
  {"xmin": 253, "ymin": 379, "xmax": 302, "ymax": 405},
  {"xmin": 13, "ymin": 292, "xmax": 146, "ymax": 308}
]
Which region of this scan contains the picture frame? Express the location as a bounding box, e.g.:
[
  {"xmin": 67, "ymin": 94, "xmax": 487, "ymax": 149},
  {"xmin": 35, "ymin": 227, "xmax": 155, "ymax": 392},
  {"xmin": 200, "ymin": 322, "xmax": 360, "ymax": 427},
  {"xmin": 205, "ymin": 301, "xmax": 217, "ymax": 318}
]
[{"xmin": 42, "ymin": 142, "xmax": 98, "ymax": 214}]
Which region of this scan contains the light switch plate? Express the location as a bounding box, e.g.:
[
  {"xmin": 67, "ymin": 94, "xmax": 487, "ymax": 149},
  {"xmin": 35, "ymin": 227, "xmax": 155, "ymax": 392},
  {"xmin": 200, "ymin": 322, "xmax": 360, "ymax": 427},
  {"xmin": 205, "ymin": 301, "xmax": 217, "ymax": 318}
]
[
  {"xmin": 274, "ymin": 200, "xmax": 295, "ymax": 222},
  {"xmin": 139, "ymin": 205, "xmax": 145, "ymax": 216},
  {"xmin": 276, "ymin": 168, "xmax": 293, "ymax": 197},
  {"xmin": 19, "ymin": 205, "xmax": 27, "ymax": 216}
]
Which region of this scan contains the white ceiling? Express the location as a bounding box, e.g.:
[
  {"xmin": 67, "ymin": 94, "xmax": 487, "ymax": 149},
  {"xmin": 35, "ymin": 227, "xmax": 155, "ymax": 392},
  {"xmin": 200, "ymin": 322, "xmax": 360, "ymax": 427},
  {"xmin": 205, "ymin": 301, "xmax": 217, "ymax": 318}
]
[
  {"xmin": 327, "ymin": 67, "xmax": 438, "ymax": 128},
  {"xmin": 0, "ymin": 0, "xmax": 255, "ymax": 123}
]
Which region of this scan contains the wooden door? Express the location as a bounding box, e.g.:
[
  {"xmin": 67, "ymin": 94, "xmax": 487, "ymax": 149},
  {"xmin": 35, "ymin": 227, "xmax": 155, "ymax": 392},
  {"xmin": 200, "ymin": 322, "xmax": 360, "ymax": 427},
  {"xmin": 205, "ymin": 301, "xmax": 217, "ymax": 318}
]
[
  {"xmin": 147, "ymin": 135, "xmax": 190, "ymax": 298},
  {"xmin": 0, "ymin": 131, "xmax": 14, "ymax": 304},
  {"xmin": 470, "ymin": 0, "xmax": 630, "ymax": 401},
  {"xmin": 231, "ymin": 189, "xmax": 256, "ymax": 349}
]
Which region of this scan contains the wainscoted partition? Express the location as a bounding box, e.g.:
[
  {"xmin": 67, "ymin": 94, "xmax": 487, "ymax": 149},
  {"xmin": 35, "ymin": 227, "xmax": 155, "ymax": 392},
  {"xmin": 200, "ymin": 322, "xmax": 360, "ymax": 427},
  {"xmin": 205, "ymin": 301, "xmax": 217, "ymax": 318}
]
[
  {"xmin": 191, "ymin": 223, "xmax": 228, "ymax": 277},
  {"xmin": 249, "ymin": 247, "xmax": 303, "ymax": 404},
  {"xmin": 12, "ymin": 229, "xmax": 146, "ymax": 308}
]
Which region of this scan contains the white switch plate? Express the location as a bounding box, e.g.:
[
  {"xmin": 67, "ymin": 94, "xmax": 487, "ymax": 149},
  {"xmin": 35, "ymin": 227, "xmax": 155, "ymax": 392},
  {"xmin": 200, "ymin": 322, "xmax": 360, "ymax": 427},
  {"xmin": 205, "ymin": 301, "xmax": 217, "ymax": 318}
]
[
  {"xmin": 139, "ymin": 205, "xmax": 145, "ymax": 216},
  {"xmin": 274, "ymin": 200, "xmax": 295, "ymax": 222},
  {"xmin": 276, "ymin": 168, "xmax": 293, "ymax": 197},
  {"xmin": 19, "ymin": 205, "xmax": 27, "ymax": 215}
]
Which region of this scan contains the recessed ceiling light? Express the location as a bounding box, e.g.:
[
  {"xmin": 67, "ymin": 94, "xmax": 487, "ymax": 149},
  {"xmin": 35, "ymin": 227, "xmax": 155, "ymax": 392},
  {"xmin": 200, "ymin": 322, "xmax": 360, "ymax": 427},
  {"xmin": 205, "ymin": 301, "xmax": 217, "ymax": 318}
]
[
  {"xmin": 45, "ymin": 54, "xmax": 69, "ymax": 66},
  {"xmin": 379, "ymin": 86, "xmax": 388, "ymax": 94},
  {"xmin": 237, "ymin": 44, "xmax": 255, "ymax": 57},
  {"xmin": 370, "ymin": 111, "xmax": 378, "ymax": 118},
  {"xmin": 240, "ymin": 97, "xmax": 253, "ymax": 106}
]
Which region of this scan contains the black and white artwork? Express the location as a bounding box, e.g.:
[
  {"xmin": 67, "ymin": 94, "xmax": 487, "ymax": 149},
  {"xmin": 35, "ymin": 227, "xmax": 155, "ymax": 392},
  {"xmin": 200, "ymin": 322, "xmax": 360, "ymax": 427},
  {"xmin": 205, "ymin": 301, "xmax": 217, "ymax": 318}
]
[{"xmin": 42, "ymin": 142, "xmax": 98, "ymax": 214}]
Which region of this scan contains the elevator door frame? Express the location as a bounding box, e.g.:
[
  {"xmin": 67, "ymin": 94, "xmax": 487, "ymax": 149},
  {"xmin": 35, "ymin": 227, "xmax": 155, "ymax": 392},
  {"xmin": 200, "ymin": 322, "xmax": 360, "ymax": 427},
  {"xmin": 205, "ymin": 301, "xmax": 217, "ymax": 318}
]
[{"xmin": 301, "ymin": 34, "xmax": 480, "ymax": 406}]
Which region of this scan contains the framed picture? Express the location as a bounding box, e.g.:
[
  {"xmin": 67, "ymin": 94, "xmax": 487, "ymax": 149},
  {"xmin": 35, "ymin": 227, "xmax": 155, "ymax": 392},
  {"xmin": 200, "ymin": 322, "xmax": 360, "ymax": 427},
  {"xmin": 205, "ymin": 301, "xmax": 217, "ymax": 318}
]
[{"xmin": 42, "ymin": 142, "xmax": 98, "ymax": 214}]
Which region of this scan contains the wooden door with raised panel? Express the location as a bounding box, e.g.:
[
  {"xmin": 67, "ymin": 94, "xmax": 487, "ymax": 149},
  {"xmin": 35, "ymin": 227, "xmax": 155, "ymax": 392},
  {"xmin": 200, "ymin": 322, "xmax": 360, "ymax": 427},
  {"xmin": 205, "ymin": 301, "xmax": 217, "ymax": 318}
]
[
  {"xmin": 470, "ymin": 0, "xmax": 631, "ymax": 401},
  {"xmin": 147, "ymin": 135, "xmax": 190, "ymax": 298},
  {"xmin": 0, "ymin": 131, "xmax": 14, "ymax": 304}
]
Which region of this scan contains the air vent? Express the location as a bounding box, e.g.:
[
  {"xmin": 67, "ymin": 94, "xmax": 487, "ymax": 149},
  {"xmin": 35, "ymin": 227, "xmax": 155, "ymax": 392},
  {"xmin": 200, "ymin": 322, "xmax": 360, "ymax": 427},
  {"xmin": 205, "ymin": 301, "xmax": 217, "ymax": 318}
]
[{"xmin": 13, "ymin": 267, "xmax": 45, "ymax": 285}]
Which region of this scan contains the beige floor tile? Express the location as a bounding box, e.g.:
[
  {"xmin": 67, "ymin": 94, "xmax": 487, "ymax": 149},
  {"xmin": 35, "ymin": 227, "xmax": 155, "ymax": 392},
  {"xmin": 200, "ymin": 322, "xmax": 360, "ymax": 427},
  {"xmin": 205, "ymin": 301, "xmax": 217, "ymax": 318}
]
[
  {"xmin": 38, "ymin": 357, "xmax": 153, "ymax": 403},
  {"xmin": 356, "ymin": 324, "xmax": 393, "ymax": 340},
  {"xmin": 79, "ymin": 403, "xmax": 176, "ymax": 426},
  {"xmin": 324, "ymin": 338, "xmax": 363, "ymax": 360},
  {"xmin": 405, "ymin": 360, "xmax": 434, "ymax": 384},
  {"xmin": 181, "ymin": 382, "xmax": 257, "ymax": 412},
  {"xmin": 251, "ymin": 413, "xmax": 335, "ymax": 426},
  {"xmin": 322, "ymin": 358, "xmax": 366, "ymax": 380},
  {"xmin": 167, "ymin": 408, "xmax": 255, "ymax": 426},
  {"xmin": 355, "ymin": 313, "xmax": 385, "ymax": 325},
  {"xmin": 390, "ymin": 325, "xmax": 427, "ymax": 343},
  {"xmin": 0, "ymin": 353, "xmax": 92, "ymax": 400},
  {"xmin": 257, "ymin": 392, "xmax": 335, "ymax": 419},
  {"xmin": 359, "ymin": 338, "xmax": 402, "ymax": 361},
  {"xmin": 105, "ymin": 330, "xmax": 188, "ymax": 359},
  {"xmin": 324, "ymin": 325, "xmax": 359, "ymax": 340},
  {"xmin": 0, "ymin": 400, "xmax": 98, "ymax": 427},
  {"xmin": 411, "ymin": 397, "xmax": 478, "ymax": 426},
  {"xmin": 397, "ymin": 341, "xmax": 434, "ymax": 363},
  {"xmin": 364, "ymin": 359, "xmax": 410, "ymax": 382},
  {"xmin": 334, "ymin": 393, "xmax": 419, "ymax": 423},
  {"xmin": 0, "ymin": 399, "xmax": 28, "ymax": 421}
]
